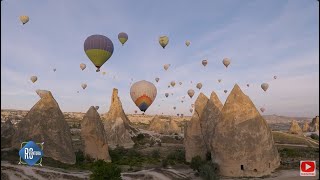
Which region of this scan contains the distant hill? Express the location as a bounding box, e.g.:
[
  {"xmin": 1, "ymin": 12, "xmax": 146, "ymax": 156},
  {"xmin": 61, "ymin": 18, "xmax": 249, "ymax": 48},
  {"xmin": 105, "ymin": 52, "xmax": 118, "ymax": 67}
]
[{"xmin": 263, "ymin": 114, "xmax": 312, "ymax": 124}]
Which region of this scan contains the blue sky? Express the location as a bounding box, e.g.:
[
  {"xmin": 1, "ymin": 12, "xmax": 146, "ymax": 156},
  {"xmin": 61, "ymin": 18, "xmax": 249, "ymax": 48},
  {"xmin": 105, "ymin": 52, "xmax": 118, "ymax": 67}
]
[{"xmin": 1, "ymin": 0, "xmax": 319, "ymax": 117}]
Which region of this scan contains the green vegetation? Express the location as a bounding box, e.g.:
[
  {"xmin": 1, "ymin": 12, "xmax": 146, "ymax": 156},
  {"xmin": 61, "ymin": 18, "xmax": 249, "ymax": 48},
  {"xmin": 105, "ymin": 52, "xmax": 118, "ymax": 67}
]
[
  {"xmin": 190, "ymin": 156, "xmax": 220, "ymax": 179},
  {"xmin": 272, "ymin": 131, "xmax": 318, "ymax": 147},
  {"xmin": 151, "ymin": 149, "xmax": 160, "ymax": 159},
  {"xmin": 310, "ymin": 133, "xmax": 319, "ymax": 141},
  {"xmin": 90, "ymin": 160, "xmax": 121, "ymax": 180},
  {"xmin": 164, "ymin": 149, "xmax": 186, "ymax": 166},
  {"xmin": 109, "ymin": 146, "xmax": 160, "ymax": 167}
]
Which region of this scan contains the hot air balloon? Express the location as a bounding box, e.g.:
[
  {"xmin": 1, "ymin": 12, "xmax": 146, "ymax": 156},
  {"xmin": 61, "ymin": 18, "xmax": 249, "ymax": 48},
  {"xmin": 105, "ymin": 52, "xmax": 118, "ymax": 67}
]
[
  {"xmin": 261, "ymin": 83, "xmax": 269, "ymax": 92},
  {"xmin": 222, "ymin": 58, "xmax": 231, "ymax": 68},
  {"xmin": 260, "ymin": 107, "xmax": 265, "ymax": 113},
  {"xmin": 170, "ymin": 81, "xmax": 176, "ymax": 87},
  {"xmin": 155, "ymin": 78, "xmax": 160, "ymax": 82},
  {"xmin": 134, "ymin": 110, "xmax": 138, "ymax": 114},
  {"xmin": 224, "ymin": 90, "xmax": 228, "ymax": 93},
  {"xmin": 173, "ymin": 107, "xmax": 176, "ymax": 110},
  {"xmin": 218, "ymin": 79, "xmax": 222, "ymax": 83},
  {"xmin": 168, "ymin": 85, "xmax": 170, "ymax": 88},
  {"xmin": 53, "ymin": 68, "xmax": 56, "ymax": 72},
  {"xmin": 191, "ymin": 104, "xmax": 195, "ymax": 108},
  {"xmin": 247, "ymin": 84, "xmax": 250, "ymax": 87},
  {"xmin": 77, "ymin": 91, "xmax": 79, "ymax": 93},
  {"xmin": 84, "ymin": 35, "xmax": 114, "ymax": 72},
  {"xmin": 185, "ymin": 40, "xmax": 190, "ymax": 47},
  {"xmin": 190, "ymin": 81, "xmax": 193, "ymax": 84},
  {"xmin": 165, "ymin": 93, "xmax": 169, "ymax": 97},
  {"xmin": 159, "ymin": 36, "xmax": 169, "ymax": 49},
  {"xmin": 19, "ymin": 16, "xmax": 29, "ymax": 25},
  {"xmin": 179, "ymin": 82, "xmax": 182, "ymax": 85},
  {"xmin": 177, "ymin": 113, "xmax": 180, "ymax": 116},
  {"xmin": 30, "ymin": 76, "xmax": 37, "ymax": 83},
  {"xmin": 80, "ymin": 63, "xmax": 86, "ymax": 71},
  {"xmin": 274, "ymin": 76, "xmax": 277, "ymax": 79},
  {"xmin": 95, "ymin": 106, "xmax": 99, "ymax": 110},
  {"xmin": 181, "ymin": 100, "xmax": 184, "ymax": 103},
  {"xmin": 190, "ymin": 109, "xmax": 193, "ymax": 113},
  {"xmin": 130, "ymin": 80, "xmax": 157, "ymax": 112},
  {"xmin": 202, "ymin": 60, "xmax": 208, "ymax": 67},
  {"xmin": 81, "ymin": 83, "xmax": 87, "ymax": 89},
  {"xmin": 118, "ymin": 32, "xmax": 128, "ymax": 46},
  {"xmin": 196, "ymin": 83, "xmax": 202, "ymax": 90},
  {"xmin": 164, "ymin": 64, "xmax": 170, "ymax": 71},
  {"xmin": 188, "ymin": 89, "xmax": 195, "ymax": 98}
]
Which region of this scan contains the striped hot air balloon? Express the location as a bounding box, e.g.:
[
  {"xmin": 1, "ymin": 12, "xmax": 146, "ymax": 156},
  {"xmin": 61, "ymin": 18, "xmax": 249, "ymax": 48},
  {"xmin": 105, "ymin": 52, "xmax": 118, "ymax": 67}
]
[
  {"xmin": 84, "ymin": 35, "xmax": 114, "ymax": 72},
  {"xmin": 130, "ymin": 80, "xmax": 157, "ymax": 112}
]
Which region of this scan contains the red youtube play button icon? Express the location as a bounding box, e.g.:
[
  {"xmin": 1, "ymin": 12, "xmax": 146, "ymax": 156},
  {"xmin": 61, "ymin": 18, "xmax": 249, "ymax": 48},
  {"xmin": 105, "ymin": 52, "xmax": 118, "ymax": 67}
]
[{"xmin": 300, "ymin": 161, "xmax": 316, "ymax": 176}]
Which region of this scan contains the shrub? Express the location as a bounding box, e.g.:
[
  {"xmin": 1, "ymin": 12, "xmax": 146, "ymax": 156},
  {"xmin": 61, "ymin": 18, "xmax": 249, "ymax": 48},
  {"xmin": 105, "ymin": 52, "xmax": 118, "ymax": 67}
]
[
  {"xmin": 199, "ymin": 162, "xmax": 220, "ymax": 180},
  {"xmin": 75, "ymin": 150, "xmax": 85, "ymax": 164},
  {"xmin": 206, "ymin": 151, "xmax": 212, "ymax": 161},
  {"xmin": 136, "ymin": 133, "xmax": 145, "ymax": 141},
  {"xmin": 162, "ymin": 159, "xmax": 168, "ymax": 168},
  {"xmin": 166, "ymin": 149, "xmax": 185, "ymax": 165},
  {"xmin": 310, "ymin": 133, "xmax": 319, "ymax": 141},
  {"xmin": 151, "ymin": 149, "xmax": 161, "ymax": 159},
  {"xmin": 90, "ymin": 160, "xmax": 121, "ymax": 180},
  {"xmin": 190, "ymin": 156, "xmax": 205, "ymax": 172}
]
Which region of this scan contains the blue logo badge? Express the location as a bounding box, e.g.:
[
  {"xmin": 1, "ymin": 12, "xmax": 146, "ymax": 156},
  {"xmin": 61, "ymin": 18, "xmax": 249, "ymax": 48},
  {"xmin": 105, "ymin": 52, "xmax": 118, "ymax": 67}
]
[{"xmin": 18, "ymin": 141, "xmax": 44, "ymax": 166}]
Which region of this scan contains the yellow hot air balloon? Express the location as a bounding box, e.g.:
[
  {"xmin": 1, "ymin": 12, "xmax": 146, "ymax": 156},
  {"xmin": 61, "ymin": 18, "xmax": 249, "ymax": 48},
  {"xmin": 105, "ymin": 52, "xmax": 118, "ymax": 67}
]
[
  {"xmin": 19, "ymin": 15, "xmax": 29, "ymax": 25},
  {"xmin": 118, "ymin": 32, "xmax": 128, "ymax": 46},
  {"xmin": 222, "ymin": 58, "xmax": 231, "ymax": 68},
  {"xmin": 84, "ymin": 35, "xmax": 114, "ymax": 72},
  {"xmin": 130, "ymin": 80, "xmax": 157, "ymax": 112},
  {"xmin": 159, "ymin": 36, "xmax": 169, "ymax": 49},
  {"xmin": 30, "ymin": 76, "xmax": 37, "ymax": 83},
  {"xmin": 185, "ymin": 40, "xmax": 190, "ymax": 47}
]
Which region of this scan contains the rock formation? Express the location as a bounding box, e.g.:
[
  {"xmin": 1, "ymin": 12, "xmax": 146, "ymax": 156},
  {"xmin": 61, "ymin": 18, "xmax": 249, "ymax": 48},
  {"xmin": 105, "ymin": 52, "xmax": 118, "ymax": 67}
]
[
  {"xmin": 148, "ymin": 116, "xmax": 180, "ymax": 135},
  {"xmin": 184, "ymin": 93, "xmax": 209, "ymax": 162},
  {"xmin": 149, "ymin": 115, "xmax": 168, "ymax": 134},
  {"xmin": 211, "ymin": 84, "xmax": 280, "ymax": 177},
  {"xmin": 168, "ymin": 118, "xmax": 180, "ymax": 134},
  {"xmin": 289, "ymin": 120, "xmax": 303, "ymax": 135},
  {"xmin": 81, "ymin": 106, "xmax": 111, "ymax": 162},
  {"xmin": 200, "ymin": 91, "xmax": 223, "ymax": 152},
  {"xmin": 12, "ymin": 90, "xmax": 76, "ymax": 164},
  {"xmin": 1, "ymin": 120, "xmax": 15, "ymax": 149},
  {"xmin": 102, "ymin": 88, "xmax": 135, "ymax": 149},
  {"xmin": 302, "ymin": 121, "xmax": 310, "ymax": 132},
  {"xmin": 309, "ymin": 116, "xmax": 319, "ymax": 132}
]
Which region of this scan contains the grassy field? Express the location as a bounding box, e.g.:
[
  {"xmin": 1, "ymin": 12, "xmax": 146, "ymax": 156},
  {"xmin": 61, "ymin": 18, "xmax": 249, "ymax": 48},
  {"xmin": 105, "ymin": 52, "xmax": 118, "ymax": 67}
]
[{"xmin": 272, "ymin": 131, "xmax": 319, "ymax": 148}]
